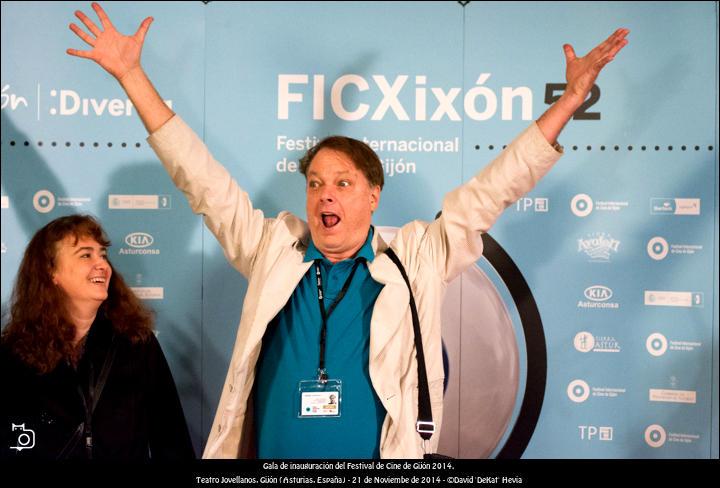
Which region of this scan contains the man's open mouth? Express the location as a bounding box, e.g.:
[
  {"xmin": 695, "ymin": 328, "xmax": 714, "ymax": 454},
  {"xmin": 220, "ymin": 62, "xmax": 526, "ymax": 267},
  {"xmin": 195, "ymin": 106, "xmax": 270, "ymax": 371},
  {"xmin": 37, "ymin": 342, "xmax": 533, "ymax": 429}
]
[{"xmin": 321, "ymin": 212, "xmax": 341, "ymax": 228}]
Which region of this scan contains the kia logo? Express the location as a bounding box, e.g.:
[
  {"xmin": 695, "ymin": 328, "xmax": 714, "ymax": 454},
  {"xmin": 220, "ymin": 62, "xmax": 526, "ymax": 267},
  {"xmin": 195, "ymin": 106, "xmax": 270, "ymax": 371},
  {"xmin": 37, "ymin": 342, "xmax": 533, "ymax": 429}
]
[
  {"xmin": 584, "ymin": 286, "xmax": 612, "ymax": 302},
  {"xmin": 125, "ymin": 233, "xmax": 154, "ymax": 248}
]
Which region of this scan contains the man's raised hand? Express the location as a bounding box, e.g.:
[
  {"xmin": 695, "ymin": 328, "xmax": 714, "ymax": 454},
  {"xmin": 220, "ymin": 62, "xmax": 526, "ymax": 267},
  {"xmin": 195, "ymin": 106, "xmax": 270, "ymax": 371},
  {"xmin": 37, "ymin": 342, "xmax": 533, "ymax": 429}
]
[
  {"xmin": 67, "ymin": 2, "xmax": 153, "ymax": 82},
  {"xmin": 563, "ymin": 28, "xmax": 629, "ymax": 106}
]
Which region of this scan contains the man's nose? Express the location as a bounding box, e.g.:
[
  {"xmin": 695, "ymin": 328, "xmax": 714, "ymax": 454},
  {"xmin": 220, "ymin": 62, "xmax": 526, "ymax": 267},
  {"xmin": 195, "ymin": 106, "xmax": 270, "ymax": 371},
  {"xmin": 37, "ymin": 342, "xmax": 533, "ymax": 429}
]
[{"xmin": 319, "ymin": 186, "xmax": 335, "ymax": 203}]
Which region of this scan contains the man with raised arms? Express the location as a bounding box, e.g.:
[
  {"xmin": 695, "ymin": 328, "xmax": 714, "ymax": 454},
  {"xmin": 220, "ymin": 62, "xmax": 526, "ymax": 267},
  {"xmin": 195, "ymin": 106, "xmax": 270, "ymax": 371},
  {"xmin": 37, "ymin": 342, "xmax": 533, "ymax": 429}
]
[{"xmin": 68, "ymin": 2, "xmax": 628, "ymax": 458}]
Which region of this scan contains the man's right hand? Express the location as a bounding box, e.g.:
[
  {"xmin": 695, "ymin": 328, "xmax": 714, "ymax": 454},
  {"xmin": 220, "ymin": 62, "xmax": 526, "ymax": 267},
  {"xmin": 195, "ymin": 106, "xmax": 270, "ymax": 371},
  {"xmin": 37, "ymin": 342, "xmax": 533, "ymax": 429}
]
[
  {"xmin": 67, "ymin": 2, "xmax": 153, "ymax": 82},
  {"xmin": 66, "ymin": 2, "xmax": 172, "ymax": 134}
]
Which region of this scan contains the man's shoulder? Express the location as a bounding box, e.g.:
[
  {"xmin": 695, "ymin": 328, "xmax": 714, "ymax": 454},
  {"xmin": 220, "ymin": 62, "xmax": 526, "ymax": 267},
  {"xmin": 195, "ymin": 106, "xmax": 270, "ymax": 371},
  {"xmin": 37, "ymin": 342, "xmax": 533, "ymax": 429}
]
[
  {"xmin": 381, "ymin": 219, "xmax": 432, "ymax": 257},
  {"xmin": 274, "ymin": 211, "xmax": 308, "ymax": 234},
  {"xmin": 395, "ymin": 219, "xmax": 431, "ymax": 240},
  {"xmin": 265, "ymin": 210, "xmax": 310, "ymax": 251}
]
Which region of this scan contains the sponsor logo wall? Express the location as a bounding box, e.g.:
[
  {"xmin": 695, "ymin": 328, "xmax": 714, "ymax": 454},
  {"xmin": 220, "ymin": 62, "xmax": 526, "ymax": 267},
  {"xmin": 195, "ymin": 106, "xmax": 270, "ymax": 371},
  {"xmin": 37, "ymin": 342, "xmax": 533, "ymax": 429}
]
[{"xmin": 1, "ymin": 2, "xmax": 717, "ymax": 458}]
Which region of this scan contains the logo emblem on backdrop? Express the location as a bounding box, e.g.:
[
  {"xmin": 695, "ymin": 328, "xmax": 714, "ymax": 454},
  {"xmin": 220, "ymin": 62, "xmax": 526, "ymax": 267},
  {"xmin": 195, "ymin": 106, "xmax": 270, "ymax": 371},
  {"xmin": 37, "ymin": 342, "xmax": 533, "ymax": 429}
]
[
  {"xmin": 584, "ymin": 286, "xmax": 612, "ymax": 302},
  {"xmin": 108, "ymin": 194, "xmax": 172, "ymax": 210},
  {"xmin": 578, "ymin": 285, "xmax": 619, "ymax": 309},
  {"xmin": 573, "ymin": 332, "xmax": 595, "ymax": 353},
  {"xmin": 644, "ymin": 424, "xmax": 666, "ymax": 448},
  {"xmin": 31, "ymin": 190, "xmax": 89, "ymax": 211},
  {"xmin": 646, "ymin": 333, "xmax": 668, "ymax": 357},
  {"xmin": 570, "ymin": 193, "xmax": 593, "ymax": 217},
  {"xmin": 647, "ymin": 236, "xmax": 703, "ymax": 260},
  {"xmin": 644, "ymin": 291, "xmax": 703, "ymax": 308},
  {"xmin": 574, "ymin": 332, "xmax": 621, "ymax": 353},
  {"xmin": 567, "ymin": 379, "xmax": 590, "ymax": 403},
  {"xmin": 577, "ymin": 232, "xmax": 620, "ymax": 262},
  {"xmin": 650, "ymin": 198, "xmax": 700, "ymax": 215},
  {"xmin": 647, "ymin": 237, "xmax": 669, "ymax": 260},
  {"xmin": 125, "ymin": 233, "xmax": 154, "ymax": 248},
  {"xmin": 120, "ymin": 233, "xmax": 160, "ymax": 256},
  {"xmin": 32, "ymin": 190, "xmax": 55, "ymax": 213}
]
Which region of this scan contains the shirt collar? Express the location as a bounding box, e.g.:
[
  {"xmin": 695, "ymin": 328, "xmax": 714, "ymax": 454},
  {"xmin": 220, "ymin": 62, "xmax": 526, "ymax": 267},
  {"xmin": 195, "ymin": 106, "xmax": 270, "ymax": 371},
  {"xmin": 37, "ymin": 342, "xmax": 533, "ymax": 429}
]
[{"xmin": 304, "ymin": 226, "xmax": 376, "ymax": 264}]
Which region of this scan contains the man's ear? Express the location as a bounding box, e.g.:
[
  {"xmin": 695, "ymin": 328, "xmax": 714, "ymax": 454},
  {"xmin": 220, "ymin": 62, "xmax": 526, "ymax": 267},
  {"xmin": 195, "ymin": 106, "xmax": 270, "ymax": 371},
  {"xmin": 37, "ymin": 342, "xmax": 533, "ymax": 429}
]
[{"xmin": 370, "ymin": 186, "xmax": 381, "ymax": 212}]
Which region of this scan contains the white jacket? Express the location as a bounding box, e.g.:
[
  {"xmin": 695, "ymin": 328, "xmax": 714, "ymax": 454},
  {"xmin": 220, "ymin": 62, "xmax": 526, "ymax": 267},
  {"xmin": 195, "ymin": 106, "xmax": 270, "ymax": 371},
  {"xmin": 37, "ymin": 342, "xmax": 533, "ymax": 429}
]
[{"xmin": 147, "ymin": 116, "xmax": 561, "ymax": 458}]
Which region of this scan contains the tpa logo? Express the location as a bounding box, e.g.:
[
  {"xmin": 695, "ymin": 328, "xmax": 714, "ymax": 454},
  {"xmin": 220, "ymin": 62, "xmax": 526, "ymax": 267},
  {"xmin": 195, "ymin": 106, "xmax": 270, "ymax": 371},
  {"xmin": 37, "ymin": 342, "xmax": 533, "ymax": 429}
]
[
  {"xmin": 579, "ymin": 425, "xmax": 614, "ymax": 441},
  {"xmin": 584, "ymin": 286, "xmax": 613, "ymax": 302},
  {"xmin": 124, "ymin": 233, "xmax": 154, "ymax": 249}
]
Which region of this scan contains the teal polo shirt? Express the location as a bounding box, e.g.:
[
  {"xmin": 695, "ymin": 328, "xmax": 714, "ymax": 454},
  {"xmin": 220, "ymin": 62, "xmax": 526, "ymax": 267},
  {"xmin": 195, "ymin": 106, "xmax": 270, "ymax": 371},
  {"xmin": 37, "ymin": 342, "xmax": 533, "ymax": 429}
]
[{"xmin": 254, "ymin": 228, "xmax": 386, "ymax": 458}]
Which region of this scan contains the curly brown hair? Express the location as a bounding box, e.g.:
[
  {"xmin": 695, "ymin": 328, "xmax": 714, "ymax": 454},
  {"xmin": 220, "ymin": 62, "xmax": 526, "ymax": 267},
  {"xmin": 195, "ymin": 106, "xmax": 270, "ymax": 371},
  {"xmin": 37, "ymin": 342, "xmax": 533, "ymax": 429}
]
[{"xmin": 2, "ymin": 214, "xmax": 154, "ymax": 373}]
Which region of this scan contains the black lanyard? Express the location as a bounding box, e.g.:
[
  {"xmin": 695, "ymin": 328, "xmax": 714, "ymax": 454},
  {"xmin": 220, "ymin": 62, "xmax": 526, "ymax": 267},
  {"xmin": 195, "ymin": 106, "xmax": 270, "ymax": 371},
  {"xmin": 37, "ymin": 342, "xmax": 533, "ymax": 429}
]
[{"xmin": 314, "ymin": 258, "xmax": 364, "ymax": 382}]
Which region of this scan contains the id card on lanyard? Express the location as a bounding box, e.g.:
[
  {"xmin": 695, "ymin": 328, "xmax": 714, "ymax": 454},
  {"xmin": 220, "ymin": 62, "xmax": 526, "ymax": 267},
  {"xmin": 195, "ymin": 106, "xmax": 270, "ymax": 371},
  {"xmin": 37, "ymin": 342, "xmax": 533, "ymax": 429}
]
[
  {"xmin": 296, "ymin": 259, "xmax": 363, "ymax": 419},
  {"xmin": 298, "ymin": 379, "xmax": 342, "ymax": 418}
]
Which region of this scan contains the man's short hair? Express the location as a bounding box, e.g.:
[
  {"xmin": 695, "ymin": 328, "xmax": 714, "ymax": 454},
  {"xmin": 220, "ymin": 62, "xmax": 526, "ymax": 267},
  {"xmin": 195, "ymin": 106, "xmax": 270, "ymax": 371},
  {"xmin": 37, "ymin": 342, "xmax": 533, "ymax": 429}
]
[{"xmin": 299, "ymin": 136, "xmax": 384, "ymax": 190}]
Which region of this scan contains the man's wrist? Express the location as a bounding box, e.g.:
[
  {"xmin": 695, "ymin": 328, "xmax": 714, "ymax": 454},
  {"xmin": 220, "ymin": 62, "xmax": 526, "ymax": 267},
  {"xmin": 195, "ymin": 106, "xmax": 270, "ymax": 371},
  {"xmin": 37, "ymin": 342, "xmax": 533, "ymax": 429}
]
[
  {"xmin": 556, "ymin": 92, "xmax": 584, "ymax": 116},
  {"xmin": 118, "ymin": 65, "xmax": 146, "ymax": 88}
]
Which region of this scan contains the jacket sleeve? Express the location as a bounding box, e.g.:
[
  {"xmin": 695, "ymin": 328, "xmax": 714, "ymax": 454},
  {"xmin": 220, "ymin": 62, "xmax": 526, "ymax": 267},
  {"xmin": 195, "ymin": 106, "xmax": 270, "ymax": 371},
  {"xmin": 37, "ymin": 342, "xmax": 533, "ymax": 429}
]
[
  {"xmin": 147, "ymin": 115, "xmax": 269, "ymax": 278},
  {"xmin": 421, "ymin": 122, "xmax": 562, "ymax": 282},
  {"xmin": 144, "ymin": 335, "xmax": 196, "ymax": 460}
]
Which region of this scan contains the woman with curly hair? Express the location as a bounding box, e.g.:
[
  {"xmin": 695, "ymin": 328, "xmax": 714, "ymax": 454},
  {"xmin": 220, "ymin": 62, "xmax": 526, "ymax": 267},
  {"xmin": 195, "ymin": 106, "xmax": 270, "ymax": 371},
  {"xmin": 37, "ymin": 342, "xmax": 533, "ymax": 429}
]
[{"xmin": 1, "ymin": 214, "xmax": 195, "ymax": 460}]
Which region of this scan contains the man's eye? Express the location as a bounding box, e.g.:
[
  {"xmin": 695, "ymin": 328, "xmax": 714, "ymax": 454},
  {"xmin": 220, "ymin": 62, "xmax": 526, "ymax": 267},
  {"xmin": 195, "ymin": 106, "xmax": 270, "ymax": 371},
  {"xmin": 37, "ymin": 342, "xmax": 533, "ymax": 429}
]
[
  {"xmin": 309, "ymin": 181, "xmax": 320, "ymax": 189},
  {"xmin": 338, "ymin": 180, "xmax": 350, "ymax": 187}
]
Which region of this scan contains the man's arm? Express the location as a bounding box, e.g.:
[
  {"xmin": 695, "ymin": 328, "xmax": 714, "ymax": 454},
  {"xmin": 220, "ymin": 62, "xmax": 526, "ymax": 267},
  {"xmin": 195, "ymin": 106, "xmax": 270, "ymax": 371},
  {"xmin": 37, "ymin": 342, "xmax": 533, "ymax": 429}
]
[
  {"xmin": 537, "ymin": 28, "xmax": 629, "ymax": 145},
  {"xmin": 419, "ymin": 28, "xmax": 629, "ymax": 282},
  {"xmin": 67, "ymin": 3, "xmax": 269, "ymax": 277},
  {"xmin": 67, "ymin": 2, "xmax": 171, "ymax": 134}
]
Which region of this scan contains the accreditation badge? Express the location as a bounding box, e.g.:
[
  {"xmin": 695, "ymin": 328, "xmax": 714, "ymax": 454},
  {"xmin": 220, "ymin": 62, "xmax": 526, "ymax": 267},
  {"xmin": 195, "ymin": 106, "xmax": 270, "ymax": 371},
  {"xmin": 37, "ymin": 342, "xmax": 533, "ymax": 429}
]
[{"xmin": 297, "ymin": 379, "xmax": 342, "ymax": 418}]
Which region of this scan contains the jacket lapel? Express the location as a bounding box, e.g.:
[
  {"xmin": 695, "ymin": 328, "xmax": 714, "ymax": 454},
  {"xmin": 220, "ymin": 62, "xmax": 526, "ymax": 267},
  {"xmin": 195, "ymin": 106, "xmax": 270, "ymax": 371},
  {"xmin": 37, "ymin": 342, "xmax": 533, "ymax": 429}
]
[
  {"xmin": 245, "ymin": 242, "xmax": 314, "ymax": 355},
  {"xmin": 367, "ymin": 233, "xmax": 410, "ymax": 366}
]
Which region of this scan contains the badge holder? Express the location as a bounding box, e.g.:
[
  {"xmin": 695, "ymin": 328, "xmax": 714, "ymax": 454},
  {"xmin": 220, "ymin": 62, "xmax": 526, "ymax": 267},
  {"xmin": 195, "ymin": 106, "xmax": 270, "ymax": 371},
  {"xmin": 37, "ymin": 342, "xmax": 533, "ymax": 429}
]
[{"xmin": 297, "ymin": 369, "xmax": 342, "ymax": 418}]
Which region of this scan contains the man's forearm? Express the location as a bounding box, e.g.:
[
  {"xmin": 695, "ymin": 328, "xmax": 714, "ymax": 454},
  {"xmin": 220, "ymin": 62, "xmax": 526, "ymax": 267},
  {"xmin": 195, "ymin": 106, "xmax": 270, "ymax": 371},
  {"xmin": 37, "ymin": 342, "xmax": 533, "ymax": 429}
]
[
  {"xmin": 535, "ymin": 93, "xmax": 584, "ymax": 146},
  {"xmin": 119, "ymin": 66, "xmax": 174, "ymax": 134}
]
